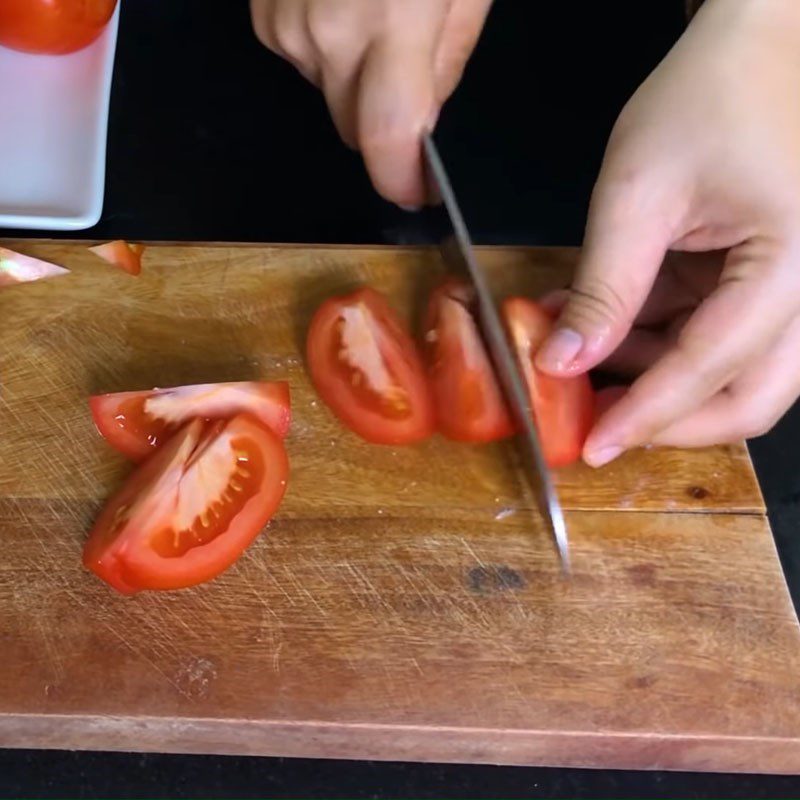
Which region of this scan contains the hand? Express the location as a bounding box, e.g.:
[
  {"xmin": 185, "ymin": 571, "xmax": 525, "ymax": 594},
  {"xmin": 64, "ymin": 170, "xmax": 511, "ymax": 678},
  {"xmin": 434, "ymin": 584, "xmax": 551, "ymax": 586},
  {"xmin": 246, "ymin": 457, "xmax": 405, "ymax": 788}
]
[
  {"xmin": 250, "ymin": 0, "xmax": 493, "ymax": 207},
  {"xmin": 535, "ymin": 0, "xmax": 800, "ymax": 466}
]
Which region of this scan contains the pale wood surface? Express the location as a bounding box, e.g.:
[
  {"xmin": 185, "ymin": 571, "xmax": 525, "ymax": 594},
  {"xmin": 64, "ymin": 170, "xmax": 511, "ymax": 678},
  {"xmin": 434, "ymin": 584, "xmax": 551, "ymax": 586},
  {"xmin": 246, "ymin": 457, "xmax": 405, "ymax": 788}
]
[{"xmin": 1, "ymin": 242, "xmax": 797, "ymax": 773}]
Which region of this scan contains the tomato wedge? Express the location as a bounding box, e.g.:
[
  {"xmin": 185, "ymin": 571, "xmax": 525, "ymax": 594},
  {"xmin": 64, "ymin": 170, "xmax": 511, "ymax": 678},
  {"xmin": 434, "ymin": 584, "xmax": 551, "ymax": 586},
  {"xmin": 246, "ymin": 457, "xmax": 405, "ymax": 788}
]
[
  {"xmin": 307, "ymin": 287, "xmax": 434, "ymax": 445},
  {"xmin": 503, "ymin": 297, "xmax": 594, "ymax": 467},
  {"xmin": 0, "ymin": 247, "xmax": 69, "ymax": 287},
  {"xmin": 90, "ymin": 381, "xmax": 291, "ymax": 462},
  {"xmin": 89, "ymin": 241, "xmax": 145, "ymax": 276},
  {"xmin": 0, "ymin": 0, "xmax": 117, "ymax": 55},
  {"xmin": 424, "ymin": 278, "xmax": 514, "ymax": 442},
  {"xmin": 83, "ymin": 414, "xmax": 289, "ymax": 594}
]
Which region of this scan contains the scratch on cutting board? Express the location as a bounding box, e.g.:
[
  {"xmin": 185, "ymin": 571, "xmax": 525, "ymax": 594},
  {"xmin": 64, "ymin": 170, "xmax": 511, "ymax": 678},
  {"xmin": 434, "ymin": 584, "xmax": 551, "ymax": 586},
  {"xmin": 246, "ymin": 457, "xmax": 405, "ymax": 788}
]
[{"xmin": 460, "ymin": 537, "xmax": 486, "ymax": 568}]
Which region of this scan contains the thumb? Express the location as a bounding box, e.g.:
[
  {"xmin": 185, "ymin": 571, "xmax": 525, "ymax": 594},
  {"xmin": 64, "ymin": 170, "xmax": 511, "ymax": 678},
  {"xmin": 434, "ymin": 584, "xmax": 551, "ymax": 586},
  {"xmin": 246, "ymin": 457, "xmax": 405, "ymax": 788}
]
[{"xmin": 535, "ymin": 167, "xmax": 674, "ymax": 375}]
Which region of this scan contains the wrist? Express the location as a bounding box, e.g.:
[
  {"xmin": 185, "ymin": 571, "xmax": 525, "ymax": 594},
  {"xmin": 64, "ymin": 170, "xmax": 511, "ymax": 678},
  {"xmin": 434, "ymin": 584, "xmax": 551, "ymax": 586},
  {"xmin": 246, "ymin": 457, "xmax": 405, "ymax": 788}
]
[
  {"xmin": 694, "ymin": 0, "xmax": 800, "ymax": 38},
  {"xmin": 686, "ymin": 0, "xmax": 800, "ymax": 67}
]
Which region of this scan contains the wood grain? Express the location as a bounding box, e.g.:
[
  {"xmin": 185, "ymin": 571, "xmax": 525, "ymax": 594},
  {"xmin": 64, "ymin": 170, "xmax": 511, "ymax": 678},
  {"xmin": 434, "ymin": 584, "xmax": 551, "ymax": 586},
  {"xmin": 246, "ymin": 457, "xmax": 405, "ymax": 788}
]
[{"xmin": 1, "ymin": 241, "xmax": 796, "ymax": 773}]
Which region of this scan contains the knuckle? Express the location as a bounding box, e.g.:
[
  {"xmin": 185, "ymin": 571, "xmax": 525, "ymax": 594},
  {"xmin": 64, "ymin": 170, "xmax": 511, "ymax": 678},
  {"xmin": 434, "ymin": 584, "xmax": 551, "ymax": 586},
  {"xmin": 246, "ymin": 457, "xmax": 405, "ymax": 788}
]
[
  {"xmin": 272, "ymin": 16, "xmax": 307, "ymax": 62},
  {"xmin": 672, "ymin": 329, "xmax": 739, "ymax": 392},
  {"xmin": 251, "ymin": 6, "xmax": 277, "ymax": 50},
  {"xmin": 566, "ymin": 279, "xmax": 635, "ymax": 330},
  {"xmin": 593, "ymin": 165, "xmax": 658, "ymax": 227},
  {"xmin": 306, "ymin": 4, "xmax": 355, "ymax": 62}
]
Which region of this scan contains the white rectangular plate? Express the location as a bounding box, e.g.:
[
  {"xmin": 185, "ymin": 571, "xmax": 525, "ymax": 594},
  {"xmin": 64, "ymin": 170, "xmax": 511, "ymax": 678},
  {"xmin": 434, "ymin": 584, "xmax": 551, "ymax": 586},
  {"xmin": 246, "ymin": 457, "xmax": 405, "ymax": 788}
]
[{"xmin": 0, "ymin": 3, "xmax": 120, "ymax": 231}]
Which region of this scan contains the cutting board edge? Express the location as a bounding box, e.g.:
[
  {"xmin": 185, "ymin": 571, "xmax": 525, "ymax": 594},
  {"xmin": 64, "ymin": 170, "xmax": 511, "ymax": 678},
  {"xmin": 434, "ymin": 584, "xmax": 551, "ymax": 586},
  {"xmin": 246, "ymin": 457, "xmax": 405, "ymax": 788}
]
[
  {"xmin": 0, "ymin": 238, "xmax": 574, "ymax": 252},
  {"xmin": 4, "ymin": 713, "xmax": 800, "ymax": 774}
]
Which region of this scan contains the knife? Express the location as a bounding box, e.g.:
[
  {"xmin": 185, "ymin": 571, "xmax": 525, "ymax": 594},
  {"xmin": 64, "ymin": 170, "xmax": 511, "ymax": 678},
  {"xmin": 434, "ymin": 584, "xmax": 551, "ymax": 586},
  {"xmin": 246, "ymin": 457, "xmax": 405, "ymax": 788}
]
[{"xmin": 422, "ymin": 133, "xmax": 570, "ymax": 572}]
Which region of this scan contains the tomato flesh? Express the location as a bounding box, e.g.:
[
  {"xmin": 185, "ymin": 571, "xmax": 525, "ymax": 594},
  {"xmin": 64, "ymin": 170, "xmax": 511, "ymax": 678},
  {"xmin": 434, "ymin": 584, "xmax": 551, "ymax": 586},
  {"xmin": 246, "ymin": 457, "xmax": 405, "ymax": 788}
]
[
  {"xmin": 503, "ymin": 297, "xmax": 594, "ymax": 467},
  {"xmin": 424, "ymin": 279, "xmax": 514, "ymax": 442},
  {"xmin": 89, "ymin": 241, "xmax": 145, "ymax": 276},
  {"xmin": 307, "ymin": 287, "xmax": 434, "ymax": 444},
  {"xmin": 90, "ymin": 381, "xmax": 291, "ymax": 462},
  {"xmin": 83, "ymin": 414, "xmax": 289, "ymax": 594},
  {"xmin": 0, "ymin": 0, "xmax": 117, "ymax": 54},
  {"xmin": 0, "ymin": 247, "xmax": 69, "ymax": 287}
]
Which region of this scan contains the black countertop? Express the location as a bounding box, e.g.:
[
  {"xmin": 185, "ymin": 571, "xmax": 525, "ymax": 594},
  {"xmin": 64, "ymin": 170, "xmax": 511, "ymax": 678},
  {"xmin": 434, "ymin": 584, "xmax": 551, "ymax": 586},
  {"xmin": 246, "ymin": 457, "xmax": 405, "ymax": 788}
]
[{"xmin": 3, "ymin": 1, "xmax": 800, "ymax": 797}]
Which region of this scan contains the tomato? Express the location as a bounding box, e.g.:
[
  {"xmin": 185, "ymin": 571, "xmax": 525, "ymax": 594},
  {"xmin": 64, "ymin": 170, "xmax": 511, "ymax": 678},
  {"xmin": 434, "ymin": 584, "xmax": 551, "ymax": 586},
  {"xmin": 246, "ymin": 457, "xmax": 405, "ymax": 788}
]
[
  {"xmin": 90, "ymin": 381, "xmax": 291, "ymax": 462},
  {"xmin": 0, "ymin": 247, "xmax": 69, "ymax": 287},
  {"xmin": 423, "ymin": 278, "xmax": 514, "ymax": 442},
  {"xmin": 84, "ymin": 414, "xmax": 289, "ymax": 594},
  {"xmin": 0, "ymin": 0, "xmax": 117, "ymax": 55},
  {"xmin": 89, "ymin": 241, "xmax": 145, "ymax": 276},
  {"xmin": 307, "ymin": 287, "xmax": 434, "ymax": 445},
  {"xmin": 503, "ymin": 297, "xmax": 594, "ymax": 467}
]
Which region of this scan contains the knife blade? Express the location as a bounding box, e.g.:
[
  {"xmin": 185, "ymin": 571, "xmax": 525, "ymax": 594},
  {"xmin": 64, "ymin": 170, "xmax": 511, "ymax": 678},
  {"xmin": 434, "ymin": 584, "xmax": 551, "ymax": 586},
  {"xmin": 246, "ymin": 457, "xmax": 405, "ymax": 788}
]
[{"xmin": 422, "ymin": 133, "xmax": 570, "ymax": 572}]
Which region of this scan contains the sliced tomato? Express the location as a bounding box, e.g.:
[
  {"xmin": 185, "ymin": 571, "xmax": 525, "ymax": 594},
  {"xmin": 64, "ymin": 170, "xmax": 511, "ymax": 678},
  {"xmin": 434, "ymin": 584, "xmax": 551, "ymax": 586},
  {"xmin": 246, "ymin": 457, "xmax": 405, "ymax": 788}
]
[
  {"xmin": 0, "ymin": 247, "xmax": 69, "ymax": 287},
  {"xmin": 0, "ymin": 0, "xmax": 116, "ymax": 55},
  {"xmin": 307, "ymin": 287, "xmax": 434, "ymax": 445},
  {"xmin": 90, "ymin": 381, "xmax": 291, "ymax": 462},
  {"xmin": 423, "ymin": 278, "xmax": 514, "ymax": 442},
  {"xmin": 89, "ymin": 241, "xmax": 145, "ymax": 276},
  {"xmin": 503, "ymin": 297, "xmax": 594, "ymax": 467},
  {"xmin": 83, "ymin": 414, "xmax": 289, "ymax": 594}
]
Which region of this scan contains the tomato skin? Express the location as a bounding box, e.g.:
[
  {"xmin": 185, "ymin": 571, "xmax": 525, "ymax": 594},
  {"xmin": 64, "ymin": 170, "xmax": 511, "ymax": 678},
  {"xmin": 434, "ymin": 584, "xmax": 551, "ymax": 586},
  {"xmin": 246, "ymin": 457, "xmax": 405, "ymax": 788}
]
[
  {"xmin": 89, "ymin": 381, "xmax": 291, "ymax": 462},
  {"xmin": 89, "ymin": 241, "xmax": 145, "ymax": 276},
  {"xmin": 84, "ymin": 414, "xmax": 289, "ymax": 594},
  {"xmin": 0, "ymin": 0, "xmax": 117, "ymax": 55},
  {"xmin": 503, "ymin": 297, "xmax": 594, "ymax": 467},
  {"xmin": 424, "ymin": 278, "xmax": 514, "ymax": 443},
  {"xmin": 307, "ymin": 287, "xmax": 435, "ymax": 445}
]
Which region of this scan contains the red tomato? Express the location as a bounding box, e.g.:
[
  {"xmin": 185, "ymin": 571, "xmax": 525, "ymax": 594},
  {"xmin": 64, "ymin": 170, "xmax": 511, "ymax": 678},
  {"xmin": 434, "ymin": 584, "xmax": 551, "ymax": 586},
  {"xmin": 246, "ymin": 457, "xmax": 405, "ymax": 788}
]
[
  {"xmin": 90, "ymin": 381, "xmax": 291, "ymax": 462},
  {"xmin": 83, "ymin": 414, "xmax": 289, "ymax": 594},
  {"xmin": 89, "ymin": 241, "xmax": 145, "ymax": 276},
  {"xmin": 0, "ymin": 0, "xmax": 117, "ymax": 55},
  {"xmin": 503, "ymin": 297, "xmax": 594, "ymax": 467},
  {"xmin": 424, "ymin": 278, "xmax": 514, "ymax": 442},
  {"xmin": 307, "ymin": 287, "xmax": 434, "ymax": 445},
  {"xmin": 0, "ymin": 247, "xmax": 69, "ymax": 287}
]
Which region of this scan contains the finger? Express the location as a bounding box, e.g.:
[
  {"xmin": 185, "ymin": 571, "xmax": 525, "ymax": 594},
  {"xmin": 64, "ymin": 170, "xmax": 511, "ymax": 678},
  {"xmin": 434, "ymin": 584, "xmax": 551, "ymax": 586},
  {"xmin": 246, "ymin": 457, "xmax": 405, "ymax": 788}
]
[
  {"xmin": 320, "ymin": 60, "xmax": 364, "ymax": 149},
  {"xmin": 304, "ymin": 1, "xmax": 374, "ymax": 148},
  {"xmin": 535, "ymin": 158, "xmax": 677, "ymax": 376},
  {"xmin": 271, "ymin": 0, "xmax": 321, "ymax": 86},
  {"xmin": 250, "ymin": 0, "xmax": 280, "ymax": 51},
  {"xmin": 583, "ymin": 238, "xmax": 798, "ymax": 465},
  {"xmin": 434, "ymin": 0, "xmax": 494, "ymax": 103},
  {"xmin": 357, "ymin": 4, "xmax": 448, "ymax": 207},
  {"xmin": 650, "ymin": 314, "xmax": 800, "ymax": 448}
]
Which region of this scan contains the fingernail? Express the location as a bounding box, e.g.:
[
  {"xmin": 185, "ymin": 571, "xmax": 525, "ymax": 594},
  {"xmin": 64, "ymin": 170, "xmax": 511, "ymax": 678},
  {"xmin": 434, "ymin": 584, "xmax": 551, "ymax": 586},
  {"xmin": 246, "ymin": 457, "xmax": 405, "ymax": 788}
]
[
  {"xmin": 584, "ymin": 445, "xmax": 623, "ymax": 468},
  {"xmin": 399, "ymin": 204, "xmax": 422, "ymax": 213},
  {"xmin": 536, "ymin": 328, "xmax": 584, "ymax": 371}
]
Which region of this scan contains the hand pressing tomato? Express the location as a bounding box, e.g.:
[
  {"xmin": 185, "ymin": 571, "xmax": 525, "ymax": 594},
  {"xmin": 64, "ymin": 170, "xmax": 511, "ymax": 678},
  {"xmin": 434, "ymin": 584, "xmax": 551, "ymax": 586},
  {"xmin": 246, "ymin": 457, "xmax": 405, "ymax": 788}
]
[
  {"xmin": 0, "ymin": 0, "xmax": 117, "ymax": 55},
  {"xmin": 84, "ymin": 414, "xmax": 289, "ymax": 594},
  {"xmin": 307, "ymin": 287, "xmax": 434, "ymax": 445},
  {"xmin": 504, "ymin": 298, "xmax": 594, "ymax": 467},
  {"xmin": 424, "ymin": 278, "xmax": 513, "ymax": 443},
  {"xmin": 90, "ymin": 381, "xmax": 291, "ymax": 462}
]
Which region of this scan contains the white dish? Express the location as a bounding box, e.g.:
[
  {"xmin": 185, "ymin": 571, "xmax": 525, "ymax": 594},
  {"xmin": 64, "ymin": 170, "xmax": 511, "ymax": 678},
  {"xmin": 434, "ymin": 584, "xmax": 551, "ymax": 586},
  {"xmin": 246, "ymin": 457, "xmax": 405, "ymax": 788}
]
[{"xmin": 0, "ymin": 3, "xmax": 120, "ymax": 231}]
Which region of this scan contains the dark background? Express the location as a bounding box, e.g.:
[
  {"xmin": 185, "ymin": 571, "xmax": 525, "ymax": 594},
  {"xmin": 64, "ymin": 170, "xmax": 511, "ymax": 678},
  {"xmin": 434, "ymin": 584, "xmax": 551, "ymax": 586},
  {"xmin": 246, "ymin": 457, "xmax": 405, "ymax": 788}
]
[{"xmin": 3, "ymin": 1, "xmax": 800, "ymax": 797}]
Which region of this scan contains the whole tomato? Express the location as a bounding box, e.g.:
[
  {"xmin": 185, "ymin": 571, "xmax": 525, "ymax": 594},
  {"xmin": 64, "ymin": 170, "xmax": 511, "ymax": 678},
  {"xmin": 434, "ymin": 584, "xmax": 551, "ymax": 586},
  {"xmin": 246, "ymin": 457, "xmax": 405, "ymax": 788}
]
[{"xmin": 0, "ymin": 0, "xmax": 117, "ymax": 55}]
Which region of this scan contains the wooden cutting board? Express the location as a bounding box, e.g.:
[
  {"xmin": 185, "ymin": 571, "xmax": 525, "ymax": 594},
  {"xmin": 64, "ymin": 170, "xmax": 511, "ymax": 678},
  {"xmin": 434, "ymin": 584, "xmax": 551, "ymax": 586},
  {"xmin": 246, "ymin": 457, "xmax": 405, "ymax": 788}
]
[{"xmin": 1, "ymin": 241, "xmax": 799, "ymax": 773}]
